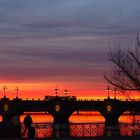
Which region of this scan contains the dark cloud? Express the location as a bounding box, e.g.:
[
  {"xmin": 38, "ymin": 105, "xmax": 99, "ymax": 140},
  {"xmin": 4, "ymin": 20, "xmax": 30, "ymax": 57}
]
[
  {"xmin": 1, "ymin": 0, "xmax": 140, "ymax": 38},
  {"xmin": 0, "ymin": 0, "xmax": 140, "ymax": 84}
]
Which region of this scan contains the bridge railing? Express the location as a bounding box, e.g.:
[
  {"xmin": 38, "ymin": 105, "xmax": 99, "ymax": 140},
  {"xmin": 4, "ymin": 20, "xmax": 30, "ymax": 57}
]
[
  {"xmin": 21, "ymin": 123, "xmax": 53, "ymax": 138},
  {"xmin": 20, "ymin": 122, "xmax": 105, "ymax": 138},
  {"xmin": 119, "ymin": 122, "xmax": 140, "ymax": 136},
  {"xmin": 77, "ymin": 99, "xmax": 104, "ymax": 101},
  {"xmin": 20, "ymin": 122, "xmax": 140, "ymax": 138}
]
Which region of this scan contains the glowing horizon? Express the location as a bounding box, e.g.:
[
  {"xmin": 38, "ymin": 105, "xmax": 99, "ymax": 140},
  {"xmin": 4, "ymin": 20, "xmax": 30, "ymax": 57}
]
[{"xmin": 0, "ymin": 83, "xmax": 139, "ymax": 100}]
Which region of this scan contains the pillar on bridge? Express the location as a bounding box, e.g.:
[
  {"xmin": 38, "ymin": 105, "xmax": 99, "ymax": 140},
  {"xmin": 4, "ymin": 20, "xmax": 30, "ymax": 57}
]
[
  {"xmin": 101, "ymin": 101, "xmax": 121, "ymax": 136},
  {"xmin": 51, "ymin": 103, "xmax": 71, "ymax": 138},
  {"xmin": 53, "ymin": 114, "xmax": 69, "ymax": 124},
  {"xmin": 47, "ymin": 100, "xmax": 75, "ymax": 138},
  {"xmin": 2, "ymin": 114, "xmax": 14, "ymax": 123},
  {"xmin": 51, "ymin": 103, "xmax": 71, "ymax": 124},
  {"xmin": 105, "ymin": 115, "xmax": 119, "ymax": 126},
  {"xmin": 104, "ymin": 114, "xmax": 119, "ymax": 136},
  {"xmin": 53, "ymin": 114, "xmax": 70, "ymax": 138}
]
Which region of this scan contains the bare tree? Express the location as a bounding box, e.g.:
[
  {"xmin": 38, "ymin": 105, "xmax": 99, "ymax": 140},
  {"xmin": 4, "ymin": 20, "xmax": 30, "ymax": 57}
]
[{"xmin": 105, "ymin": 35, "xmax": 140, "ymax": 92}]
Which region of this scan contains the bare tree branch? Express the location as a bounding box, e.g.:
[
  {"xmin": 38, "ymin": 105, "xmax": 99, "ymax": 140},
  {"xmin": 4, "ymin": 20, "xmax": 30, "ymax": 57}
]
[{"xmin": 105, "ymin": 35, "xmax": 140, "ymax": 94}]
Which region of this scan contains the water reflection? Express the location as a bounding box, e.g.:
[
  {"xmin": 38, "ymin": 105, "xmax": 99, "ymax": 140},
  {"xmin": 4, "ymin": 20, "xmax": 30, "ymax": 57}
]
[
  {"xmin": 119, "ymin": 111, "xmax": 140, "ymax": 123},
  {"xmin": 69, "ymin": 111, "xmax": 105, "ymax": 123},
  {"xmin": 20, "ymin": 112, "xmax": 53, "ymax": 123}
]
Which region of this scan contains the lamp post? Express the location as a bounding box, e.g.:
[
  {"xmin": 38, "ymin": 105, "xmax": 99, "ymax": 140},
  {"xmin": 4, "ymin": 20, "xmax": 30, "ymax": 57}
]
[
  {"xmin": 54, "ymin": 87, "xmax": 59, "ymax": 96},
  {"xmin": 106, "ymin": 85, "xmax": 111, "ymax": 99},
  {"xmin": 113, "ymin": 87, "xmax": 117, "ymax": 99},
  {"xmin": 64, "ymin": 89, "xmax": 68, "ymax": 96},
  {"xmin": 15, "ymin": 87, "xmax": 19, "ymax": 98},
  {"xmin": 3, "ymin": 85, "xmax": 7, "ymax": 98}
]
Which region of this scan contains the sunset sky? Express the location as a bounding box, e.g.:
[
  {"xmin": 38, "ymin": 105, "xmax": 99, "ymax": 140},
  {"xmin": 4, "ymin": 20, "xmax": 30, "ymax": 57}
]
[{"xmin": 0, "ymin": 0, "xmax": 140, "ymax": 99}]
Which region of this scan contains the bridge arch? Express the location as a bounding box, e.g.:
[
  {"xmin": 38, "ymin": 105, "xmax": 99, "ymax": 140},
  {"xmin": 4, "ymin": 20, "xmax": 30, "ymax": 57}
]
[{"xmin": 69, "ymin": 111, "xmax": 105, "ymax": 123}]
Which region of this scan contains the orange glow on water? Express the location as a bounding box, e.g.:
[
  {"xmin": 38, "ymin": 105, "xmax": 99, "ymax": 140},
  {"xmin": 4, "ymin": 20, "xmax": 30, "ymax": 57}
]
[
  {"xmin": 20, "ymin": 112, "xmax": 53, "ymax": 123},
  {"xmin": 119, "ymin": 111, "xmax": 140, "ymax": 123},
  {"xmin": 69, "ymin": 111, "xmax": 105, "ymax": 123}
]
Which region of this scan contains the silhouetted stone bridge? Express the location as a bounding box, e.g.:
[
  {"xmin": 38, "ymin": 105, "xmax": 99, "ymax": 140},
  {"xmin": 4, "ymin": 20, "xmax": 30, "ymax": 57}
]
[{"xmin": 0, "ymin": 96, "xmax": 140, "ymax": 127}]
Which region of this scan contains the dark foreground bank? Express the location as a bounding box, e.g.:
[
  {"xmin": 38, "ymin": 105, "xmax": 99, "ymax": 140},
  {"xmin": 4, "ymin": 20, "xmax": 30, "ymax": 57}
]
[{"xmin": 47, "ymin": 137, "xmax": 140, "ymax": 140}]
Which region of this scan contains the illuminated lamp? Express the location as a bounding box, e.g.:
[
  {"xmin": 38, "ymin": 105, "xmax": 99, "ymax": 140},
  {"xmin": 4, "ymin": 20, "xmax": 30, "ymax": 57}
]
[
  {"xmin": 106, "ymin": 105, "xmax": 112, "ymax": 112},
  {"xmin": 3, "ymin": 104, "xmax": 9, "ymax": 112},
  {"xmin": 55, "ymin": 104, "xmax": 61, "ymax": 112}
]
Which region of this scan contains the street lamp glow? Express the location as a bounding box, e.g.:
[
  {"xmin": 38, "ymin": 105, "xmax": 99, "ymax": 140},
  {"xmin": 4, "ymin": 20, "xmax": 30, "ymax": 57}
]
[
  {"xmin": 54, "ymin": 88, "xmax": 59, "ymax": 96},
  {"xmin": 106, "ymin": 85, "xmax": 111, "ymax": 98},
  {"xmin": 64, "ymin": 89, "xmax": 69, "ymax": 96},
  {"xmin": 113, "ymin": 87, "xmax": 117, "ymax": 99},
  {"xmin": 3, "ymin": 85, "xmax": 7, "ymax": 98},
  {"xmin": 15, "ymin": 87, "xmax": 19, "ymax": 98}
]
